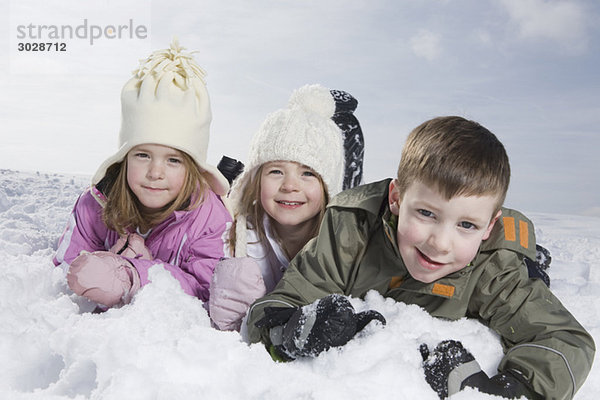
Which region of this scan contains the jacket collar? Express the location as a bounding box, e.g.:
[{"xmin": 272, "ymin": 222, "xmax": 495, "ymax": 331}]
[{"xmin": 380, "ymin": 199, "xmax": 475, "ymax": 301}]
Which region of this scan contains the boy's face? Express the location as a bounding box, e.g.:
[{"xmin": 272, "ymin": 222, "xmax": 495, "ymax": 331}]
[{"xmin": 388, "ymin": 179, "xmax": 501, "ymax": 283}]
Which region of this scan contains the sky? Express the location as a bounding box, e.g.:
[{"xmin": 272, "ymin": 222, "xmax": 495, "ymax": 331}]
[{"xmin": 0, "ymin": 0, "xmax": 599, "ymax": 217}]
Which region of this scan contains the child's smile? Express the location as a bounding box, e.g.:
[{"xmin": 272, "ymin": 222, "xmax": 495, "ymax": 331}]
[
  {"xmin": 388, "ymin": 179, "xmax": 501, "ymax": 283},
  {"xmin": 126, "ymin": 144, "xmax": 187, "ymax": 212},
  {"xmin": 276, "ymin": 200, "xmax": 306, "ymax": 208},
  {"xmin": 415, "ymin": 248, "xmax": 447, "ymax": 270},
  {"xmin": 260, "ymin": 161, "xmax": 324, "ymax": 230}
]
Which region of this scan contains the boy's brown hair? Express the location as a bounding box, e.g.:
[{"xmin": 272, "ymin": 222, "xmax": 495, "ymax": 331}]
[
  {"xmin": 100, "ymin": 151, "xmax": 207, "ymax": 235},
  {"xmin": 396, "ymin": 116, "xmax": 510, "ymax": 212}
]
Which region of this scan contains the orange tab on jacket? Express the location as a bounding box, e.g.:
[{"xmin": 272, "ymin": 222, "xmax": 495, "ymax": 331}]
[
  {"xmin": 389, "ymin": 276, "xmax": 403, "ymax": 290},
  {"xmin": 503, "ymin": 216, "xmax": 530, "ymax": 249},
  {"xmin": 432, "ymin": 283, "xmax": 455, "ymax": 298},
  {"xmin": 504, "ymin": 217, "xmax": 516, "ymax": 242},
  {"xmin": 519, "ymin": 220, "xmax": 529, "ymax": 249}
]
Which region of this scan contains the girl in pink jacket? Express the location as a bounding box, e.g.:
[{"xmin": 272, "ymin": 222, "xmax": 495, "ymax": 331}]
[
  {"xmin": 209, "ymin": 84, "xmax": 361, "ymax": 335},
  {"xmin": 54, "ymin": 40, "xmax": 232, "ymax": 309}
]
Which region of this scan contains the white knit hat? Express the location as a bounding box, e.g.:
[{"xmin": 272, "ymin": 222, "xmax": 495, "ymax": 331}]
[
  {"xmin": 230, "ymin": 84, "xmax": 345, "ymax": 256},
  {"xmin": 230, "ymin": 84, "xmax": 344, "ymax": 206},
  {"xmin": 92, "ymin": 39, "xmax": 229, "ymax": 196}
]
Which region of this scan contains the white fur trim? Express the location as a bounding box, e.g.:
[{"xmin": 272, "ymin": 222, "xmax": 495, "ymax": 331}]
[{"xmin": 234, "ymin": 214, "xmax": 248, "ymax": 257}]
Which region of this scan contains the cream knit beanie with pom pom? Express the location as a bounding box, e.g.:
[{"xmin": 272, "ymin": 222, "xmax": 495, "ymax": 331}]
[
  {"xmin": 92, "ymin": 38, "xmax": 229, "ymax": 196},
  {"xmin": 230, "ymin": 84, "xmax": 344, "ymax": 205},
  {"xmin": 229, "ymin": 84, "xmax": 345, "ymax": 256}
]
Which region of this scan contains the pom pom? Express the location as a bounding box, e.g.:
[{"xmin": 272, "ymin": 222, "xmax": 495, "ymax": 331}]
[
  {"xmin": 133, "ymin": 37, "xmax": 207, "ymax": 85},
  {"xmin": 287, "ymin": 84, "xmax": 336, "ymax": 119}
]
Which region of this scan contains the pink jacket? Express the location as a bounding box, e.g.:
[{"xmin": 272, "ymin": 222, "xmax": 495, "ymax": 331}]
[{"xmin": 54, "ymin": 186, "xmax": 232, "ymax": 302}]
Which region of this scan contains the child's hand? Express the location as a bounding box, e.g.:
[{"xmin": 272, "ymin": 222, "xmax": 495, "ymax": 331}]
[
  {"xmin": 209, "ymin": 257, "xmax": 266, "ymax": 331},
  {"xmin": 67, "ymin": 251, "xmax": 141, "ymax": 308},
  {"xmin": 256, "ymin": 294, "xmax": 386, "ymax": 360},
  {"xmin": 420, "ymin": 340, "xmax": 540, "ymax": 399},
  {"xmin": 110, "ymin": 233, "xmax": 152, "ymax": 260}
]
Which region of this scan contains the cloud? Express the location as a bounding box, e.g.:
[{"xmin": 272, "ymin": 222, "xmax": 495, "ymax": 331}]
[
  {"xmin": 499, "ymin": 0, "xmax": 588, "ymax": 53},
  {"xmin": 474, "ymin": 29, "xmax": 493, "ymax": 46},
  {"xmin": 409, "ymin": 29, "xmax": 442, "ymax": 61}
]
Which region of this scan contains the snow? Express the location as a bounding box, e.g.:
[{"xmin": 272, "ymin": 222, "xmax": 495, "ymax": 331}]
[{"xmin": 1, "ymin": 169, "xmax": 599, "ymax": 400}]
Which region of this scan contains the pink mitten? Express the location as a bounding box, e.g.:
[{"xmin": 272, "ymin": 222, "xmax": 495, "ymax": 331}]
[
  {"xmin": 68, "ymin": 251, "xmax": 142, "ymax": 307},
  {"xmin": 209, "ymin": 257, "xmax": 267, "ymax": 331},
  {"xmin": 110, "ymin": 233, "xmax": 152, "ymax": 260}
]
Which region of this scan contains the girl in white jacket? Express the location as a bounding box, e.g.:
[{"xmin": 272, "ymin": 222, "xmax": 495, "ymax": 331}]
[{"xmin": 209, "ymin": 84, "xmax": 360, "ymax": 336}]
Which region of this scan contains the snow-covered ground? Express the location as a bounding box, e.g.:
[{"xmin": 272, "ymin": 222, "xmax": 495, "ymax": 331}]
[{"xmin": 1, "ymin": 169, "xmax": 599, "ymax": 400}]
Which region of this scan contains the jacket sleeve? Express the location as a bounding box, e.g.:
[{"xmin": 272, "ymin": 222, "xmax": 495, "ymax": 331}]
[
  {"xmin": 469, "ymin": 250, "xmax": 595, "ymax": 400},
  {"xmin": 53, "ymin": 190, "xmax": 110, "ymax": 270},
  {"xmin": 127, "ymin": 193, "xmax": 232, "ymax": 302},
  {"xmin": 246, "ymin": 207, "xmax": 371, "ymax": 345}
]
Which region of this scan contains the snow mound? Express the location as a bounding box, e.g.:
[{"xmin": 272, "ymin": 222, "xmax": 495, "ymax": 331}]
[{"xmin": 1, "ymin": 169, "xmax": 599, "ymax": 399}]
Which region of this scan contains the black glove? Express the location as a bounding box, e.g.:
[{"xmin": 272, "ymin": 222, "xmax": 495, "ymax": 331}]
[
  {"xmin": 420, "ymin": 340, "xmax": 541, "ymax": 399},
  {"xmin": 329, "ymin": 89, "xmax": 364, "ymax": 190},
  {"xmin": 534, "ymin": 244, "xmax": 552, "ymax": 269},
  {"xmin": 255, "ymin": 294, "xmax": 386, "ymax": 360},
  {"xmin": 525, "ymin": 244, "xmax": 552, "ymax": 287},
  {"xmin": 217, "ymin": 155, "xmax": 244, "ymax": 185}
]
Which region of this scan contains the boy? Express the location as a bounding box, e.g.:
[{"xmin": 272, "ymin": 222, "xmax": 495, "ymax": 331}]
[{"xmin": 246, "ymin": 116, "xmax": 595, "ymax": 400}]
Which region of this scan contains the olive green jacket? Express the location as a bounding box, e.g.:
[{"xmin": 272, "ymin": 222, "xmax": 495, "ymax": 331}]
[{"xmin": 247, "ymin": 179, "xmax": 594, "ymax": 400}]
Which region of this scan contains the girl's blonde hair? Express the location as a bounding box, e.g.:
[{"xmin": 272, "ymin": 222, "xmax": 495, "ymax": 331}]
[
  {"xmin": 228, "ymin": 164, "xmax": 329, "ymax": 258},
  {"xmin": 99, "ymin": 150, "xmax": 207, "ymax": 235}
]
